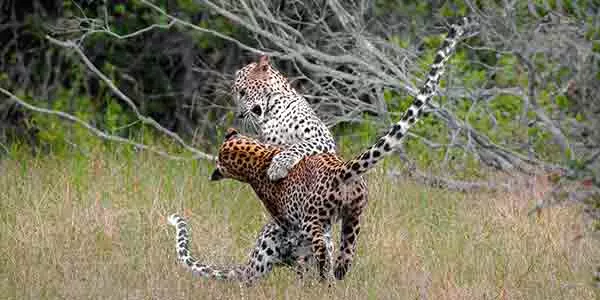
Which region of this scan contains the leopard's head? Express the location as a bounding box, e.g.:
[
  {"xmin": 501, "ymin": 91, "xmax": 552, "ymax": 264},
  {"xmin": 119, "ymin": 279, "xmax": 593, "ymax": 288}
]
[
  {"xmin": 210, "ymin": 128, "xmax": 279, "ymax": 182},
  {"xmin": 232, "ymin": 56, "xmax": 290, "ymax": 129}
]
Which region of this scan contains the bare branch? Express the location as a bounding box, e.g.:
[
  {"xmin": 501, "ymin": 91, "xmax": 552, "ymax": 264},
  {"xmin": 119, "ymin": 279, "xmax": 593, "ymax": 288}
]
[
  {"xmin": 46, "ymin": 14, "xmax": 177, "ymax": 46},
  {"xmin": 514, "ymin": 52, "xmax": 574, "ymax": 160},
  {"xmin": 0, "ymin": 87, "xmax": 215, "ymax": 161},
  {"xmin": 0, "ymin": 140, "xmax": 8, "ymax": 155},
  {"xmin": 388, "ymin": 169, "xmax": 514, "ymax": 193},
  {"xmin": 388, "ymin": 147, "xmax": 528, "ymax": 193},
  {"xmin": 139, "ymin": 0, "xmax": 275, "ymax": 56},
  {"xmin": 45, "ymin": 35, "xmax": 214, "ymax": 161}
]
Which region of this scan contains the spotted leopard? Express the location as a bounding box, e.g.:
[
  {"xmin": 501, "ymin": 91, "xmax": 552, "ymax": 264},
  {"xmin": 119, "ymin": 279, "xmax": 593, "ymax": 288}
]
[
  {"xmin": 232, "ymin": 54, "xmax": 336, "ymax": 181},
  {"xmin": 169, "ymin": 17, "xmax": 475, "ymax": 284}
]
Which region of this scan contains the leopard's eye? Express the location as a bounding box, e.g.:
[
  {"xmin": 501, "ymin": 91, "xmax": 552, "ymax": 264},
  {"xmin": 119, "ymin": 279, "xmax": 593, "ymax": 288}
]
[
  {"xmin": 250, "ymin": 105, "xmax": 262, "ymax": 116},
  {"xmin": 239, "ymin": 89, "xmax": 246, "ymax": 98}
]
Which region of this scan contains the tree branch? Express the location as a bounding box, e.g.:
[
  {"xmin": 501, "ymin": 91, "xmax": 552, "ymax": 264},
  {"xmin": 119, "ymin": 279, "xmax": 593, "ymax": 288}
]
[
  {"xmin": 0, "ymin": 88, "xmax": 215, "ymax": 161},
  {"xmin": 45, "ymin": 35, "xmax": 214, "ymax": 161}
]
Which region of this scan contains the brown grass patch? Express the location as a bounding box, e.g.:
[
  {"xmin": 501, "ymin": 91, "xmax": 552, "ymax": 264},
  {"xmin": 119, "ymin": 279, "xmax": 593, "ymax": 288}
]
[{"xmin": 0, "ymin": 151, "xmax": 598, "ymax": 299}]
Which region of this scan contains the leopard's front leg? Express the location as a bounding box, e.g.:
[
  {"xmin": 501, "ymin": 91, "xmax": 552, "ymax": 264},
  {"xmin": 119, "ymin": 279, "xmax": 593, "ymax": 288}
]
[{"xmin": 267, "ymin": 139, "xmax": 336, "ymax": 181}]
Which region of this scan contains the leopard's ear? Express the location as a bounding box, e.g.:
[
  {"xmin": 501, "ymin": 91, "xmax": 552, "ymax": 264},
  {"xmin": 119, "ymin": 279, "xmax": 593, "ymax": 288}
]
[
  {"xmin": 257, "ymin": 55, "xmax": 270, "ymax": 72},
  {"xmin": 224, "ymin": 128, "xmax": 239, "ymax": 141}
]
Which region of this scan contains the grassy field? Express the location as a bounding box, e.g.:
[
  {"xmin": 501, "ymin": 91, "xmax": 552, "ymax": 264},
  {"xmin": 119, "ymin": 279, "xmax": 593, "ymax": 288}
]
[{"xmin": 1, "ymin": 148, "xmax": 598, "ymax": 300}]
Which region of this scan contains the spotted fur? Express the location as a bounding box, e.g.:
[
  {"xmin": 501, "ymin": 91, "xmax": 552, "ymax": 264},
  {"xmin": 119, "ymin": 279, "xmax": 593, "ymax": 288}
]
[
  {"xmin": 208, "ymin": 133, "xmax": 367, "ymax": 283},
  {"xmin": 168, "ymin": 215, "xmax": 321, "ymax": 284},
  {"xmin": 170, "ymin": 135, "xmax": 358, "ymax": 282},
  {"xmin": 168, "ymin": 17, "xmax": 475, "ymax": 284},
  {"xmin": 233, "ymin": 53, "xmax": 336, "ymax": 181}
]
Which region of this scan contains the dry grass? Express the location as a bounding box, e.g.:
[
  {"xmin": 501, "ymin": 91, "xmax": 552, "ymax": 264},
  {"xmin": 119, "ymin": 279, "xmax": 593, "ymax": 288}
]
[{"xmin": 1, "ymin": 149, "xmax": 598, "ymax": 300}]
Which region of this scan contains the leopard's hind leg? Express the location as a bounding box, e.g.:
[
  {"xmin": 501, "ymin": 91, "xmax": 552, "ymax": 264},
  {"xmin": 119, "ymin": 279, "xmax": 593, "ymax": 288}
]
[{"xmin": 169, "ymin": 215, "xmax": 291, "ymax": 284}]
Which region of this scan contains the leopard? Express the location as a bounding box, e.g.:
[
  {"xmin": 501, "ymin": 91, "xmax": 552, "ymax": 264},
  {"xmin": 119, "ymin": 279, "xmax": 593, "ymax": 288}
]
[
  {"xmin": 232, "ymin": 53, "xmax": 336, "ymax": 181},
  {"xmin": 170, "ymin": 135, "xmax": 366, "ymax": 284},
  {"xmin": 168, "ymin": 17, "xmax": 476, "ymax": 284}
]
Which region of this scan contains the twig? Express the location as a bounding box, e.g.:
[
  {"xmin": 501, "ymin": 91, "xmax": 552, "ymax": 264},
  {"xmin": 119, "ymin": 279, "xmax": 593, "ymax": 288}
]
[
  {"xmin": 0, "ymin": 140, "xmax": 9, "ymax": 155},
  {"xmin": 388, "ymin": 168, "xmax": 514, "ymax": 193},
  {"xmin": 45, "ymin": 35, "xmax": 214, "ymax": 160},
  {"xmin": 139, "ymin": 0, "xmax": 273, "ymax": 56},
  {"xmin": 0, "ymin": 87, "xmax": 214, "ymax": 161},
  {"xmin": 515, "ymin": 52, "xmax": 574, "ymax": 160}
]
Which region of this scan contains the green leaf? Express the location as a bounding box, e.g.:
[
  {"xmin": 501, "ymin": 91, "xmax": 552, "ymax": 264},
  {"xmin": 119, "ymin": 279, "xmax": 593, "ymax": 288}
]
[
  {"xmin": 593, "ymin": 41, "xmax": 600, "ymax": 53},
  {"xmin": 555, "ymin": 95, "xmax": 569, "ymax": 110},
  {"xmin": 114, "ymin": 4, "xmax": 126, "ymax": 14},
  {"xmin": 177, "ymin": 0, "xmax": 202, "ymax": 13},
  {"xmin": 528, "ymin": 127, "xmax": 539, "ymax": 137},
  {"xmin": 383, "ymin": 89, "xmax": 393, "ymax": 103},
  {"xmin": 463, "ymin": 69, "xmax": 486, "ymax": 88}
]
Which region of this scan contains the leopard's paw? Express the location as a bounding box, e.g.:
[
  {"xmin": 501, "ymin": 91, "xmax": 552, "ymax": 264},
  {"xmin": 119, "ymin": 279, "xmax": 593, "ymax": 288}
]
[{"xmin": 267, "ymin": 154, "xmax": 294, "ymax": 181}]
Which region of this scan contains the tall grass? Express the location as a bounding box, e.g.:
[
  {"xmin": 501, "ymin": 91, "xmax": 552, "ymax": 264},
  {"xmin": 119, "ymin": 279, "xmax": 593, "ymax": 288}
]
[{"xmin": 1, "ymin": 147, "xmax": 598, "ymax": 299}]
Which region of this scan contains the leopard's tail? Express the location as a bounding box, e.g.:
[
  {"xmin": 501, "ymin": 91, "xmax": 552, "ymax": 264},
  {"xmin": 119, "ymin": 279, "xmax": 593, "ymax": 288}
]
[
  {"xmin": 168, "ymin": 214, "xmax": 244, "ymax": 280},
  {"xmin": 339, "ymin": 17, "xmax": 476, "ymax": 183}
]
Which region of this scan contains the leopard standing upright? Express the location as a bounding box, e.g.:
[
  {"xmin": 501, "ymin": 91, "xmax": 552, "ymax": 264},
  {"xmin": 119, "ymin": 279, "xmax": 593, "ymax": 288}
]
[
  {"xmin": 169, "ymin": 17, "xmax": 476, "ymax": 284},
  {"xmin": 232, "ymin": 53, "xmax": 336, "ymax": 181}
]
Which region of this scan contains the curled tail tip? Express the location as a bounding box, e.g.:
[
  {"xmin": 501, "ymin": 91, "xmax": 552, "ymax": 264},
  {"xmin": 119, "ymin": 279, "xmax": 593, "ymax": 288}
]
[{"xmin": 168, "ymin": 214, "xmax": 183, "ymax": 226}]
